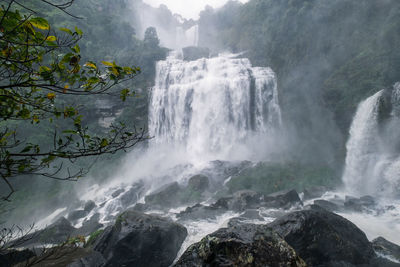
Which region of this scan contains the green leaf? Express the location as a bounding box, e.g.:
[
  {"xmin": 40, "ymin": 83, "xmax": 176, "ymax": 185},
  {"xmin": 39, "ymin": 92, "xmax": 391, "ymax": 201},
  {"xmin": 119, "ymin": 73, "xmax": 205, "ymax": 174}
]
[
  {"xmin": 46, "ymin": 36, "xmax": 57, "ymax": 42},
  {"xmin": 75, "ymin": 26, "xmax": 83, "ymax": 36},
  {"xmin": 84, "ymin": 62, "xmax": 97, "ymax": 69},
  {"xmin": 30, "ymin": 17, "xmax": 50, "ymax": 30},
  {"xmin": 101, "ymin": 61, "xmax": 114, "ymax": 67},
  {"xmin": 39, "ymin": 66, "xmax": 51, "ymax": 73},
  {"xmin": 71, "ymin": 44, "xmax": 80, "ymax": 53},
  {"xmin": 20, "ymin": 145, "xmax": 32, "ymax": 153},
  {"xmin": 59, "ymin": 27, "xmax": 73, "ymax": 35},
  {"xmin": 100, "ymin": 139, "xmax": 109, "ymax": 147}
]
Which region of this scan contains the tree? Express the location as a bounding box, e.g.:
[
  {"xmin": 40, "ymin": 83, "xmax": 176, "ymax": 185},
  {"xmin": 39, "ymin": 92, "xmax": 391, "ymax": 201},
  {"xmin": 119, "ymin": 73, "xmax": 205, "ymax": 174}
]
[
  {"xmin": 143, "ymin": 27, "xmax": 160, "ymax": 48},
  {"xmin": 0, "ymin": 0, "xmax": 147, "ymax": 200}
]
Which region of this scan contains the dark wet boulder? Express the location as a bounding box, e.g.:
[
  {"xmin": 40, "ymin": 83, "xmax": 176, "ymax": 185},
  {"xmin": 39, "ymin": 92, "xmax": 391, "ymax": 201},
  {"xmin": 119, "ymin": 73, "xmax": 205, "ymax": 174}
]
[
  {"xmin": 212, "ymin": 190, "xmax": 264, "ymax": 212},
  {"xmin": 182, "ymin": 46, "xmax": 210, "ymax": 61},
  {"xmin": 94, "ymin": 210, "xmax": 187, "ymax": 267},
  {"xmin": 175, "ymin": 222, "xmax": 306, "ymax": 267},
  {"xmin": 313, "ymin": 199, "xmax": 341, "ymax": 212},
  {"xmin": 302, "ymin": 185, "xmax": 329, "ymax": 200},
  {"xmin": 344, "ymin": 195, "xmax": 376, "ymax": 211},
  {"xmin": 177, "ymin": 203, "xmax": 224, "ymax": 221},
  {"xmin": 15, "ymin": 217, "xmax": 76, "ymax": 247},
  {"xmin": 83, "ymin": 201, "xmax": 96, "ymax": 213},
  {"xmin": 268, "ymin": 209, "xmax": 375, "ymax": 266},
  {"xmin": 372, "ymin": 237, "xmax": 400, "ymax": 262},
  {"xmin": 67, "ymin": 250, "xmax": 106, "ymax": 267},
  {"xmin": 74, "ymin": 213, "xmax": 103, "ymax": 237},
  {"xmin": 263, "ymin": 189, "xmax": 302, "ymax": 209},
  {"xmin": 111, "ymin": 188, "xmax": 124, "ymax": 198},
  {"xmin": 187, "ymin": 174, "xmax": 209, "ymax": 192},
  {"xmin": 145, "ymin": 182, "xmax": 181, "ymax": 208},
  {"xmin": 19, "ymin": 247, "xmax": 102, "ymax": 267},
  {"xmin": 68, "ymin": 210, "xmax": 88, "ymax": 222},
  {"xmin": 0, "ymin": 249, "xmax": 35, "ymax": 267},
  {"xmin": 120, "ymin": 182, "xmax": 145, "ymax": 207}
]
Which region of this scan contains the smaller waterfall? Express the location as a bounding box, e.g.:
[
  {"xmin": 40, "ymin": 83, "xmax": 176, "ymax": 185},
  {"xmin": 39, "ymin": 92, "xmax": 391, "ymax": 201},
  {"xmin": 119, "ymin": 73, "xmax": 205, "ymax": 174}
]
[{"xmin": 343, "ymin": 83, "xmax": 400, "ymax": 198}]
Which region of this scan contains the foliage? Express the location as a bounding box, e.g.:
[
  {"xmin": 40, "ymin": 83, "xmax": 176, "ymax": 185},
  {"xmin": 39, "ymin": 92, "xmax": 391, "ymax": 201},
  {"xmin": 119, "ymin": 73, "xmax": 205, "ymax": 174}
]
[
  {"xmin": 227, "ymin": 161, "xmax": 339, "ymax": 195},
  {"xmin": 199, "ymin": 0, "xmax": 400, "ymax": 164},
  {"xmin": 85, "ymin": 229, "xmax": 104, "ymax": 247},
  {"xmin": 0, "ymin": 0, "xmax": 148, "ymax": 200}
]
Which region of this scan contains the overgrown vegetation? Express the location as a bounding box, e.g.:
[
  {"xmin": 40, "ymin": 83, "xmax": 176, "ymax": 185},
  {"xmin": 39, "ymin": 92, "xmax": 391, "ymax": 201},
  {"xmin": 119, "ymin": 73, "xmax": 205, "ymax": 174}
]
[
  {"xmin": 227, "ymin": 162, "xmax": 339, "ymax": 195},
  {"xmin": 200, "ymin": 0, "xmax": 400, "ymax": 165}
]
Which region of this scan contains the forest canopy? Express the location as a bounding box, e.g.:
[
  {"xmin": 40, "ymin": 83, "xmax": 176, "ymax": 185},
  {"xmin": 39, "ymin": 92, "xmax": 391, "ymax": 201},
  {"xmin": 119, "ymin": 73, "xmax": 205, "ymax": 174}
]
[{"xmin": 0, "ymin": 0, "xmax": 147, "ymax": 200}]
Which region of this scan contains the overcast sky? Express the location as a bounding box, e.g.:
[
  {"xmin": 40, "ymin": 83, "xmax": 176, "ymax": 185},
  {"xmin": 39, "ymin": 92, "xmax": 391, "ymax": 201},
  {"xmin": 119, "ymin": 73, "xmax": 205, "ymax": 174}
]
[{"xmin": 143, "ymin": 0, "xmax": 249, "ymax": 19}]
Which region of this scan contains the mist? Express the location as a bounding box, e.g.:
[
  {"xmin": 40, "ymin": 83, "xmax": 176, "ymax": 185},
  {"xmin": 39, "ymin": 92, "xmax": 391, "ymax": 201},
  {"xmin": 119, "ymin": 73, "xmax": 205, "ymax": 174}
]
[{"xmin": 3, "ymin": 1, "xmax": 400, "ymax": 265}]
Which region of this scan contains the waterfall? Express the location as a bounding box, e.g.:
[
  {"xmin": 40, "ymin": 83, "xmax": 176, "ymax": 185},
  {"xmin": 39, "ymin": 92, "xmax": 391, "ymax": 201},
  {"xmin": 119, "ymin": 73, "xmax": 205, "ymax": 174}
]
[
  {"xmin": 149, "ymin": 52, "xmax": 281, "ymax": 161},
  {"xmin": 343, "ymin": 83, "xmax": 400, "ymax": 198}
]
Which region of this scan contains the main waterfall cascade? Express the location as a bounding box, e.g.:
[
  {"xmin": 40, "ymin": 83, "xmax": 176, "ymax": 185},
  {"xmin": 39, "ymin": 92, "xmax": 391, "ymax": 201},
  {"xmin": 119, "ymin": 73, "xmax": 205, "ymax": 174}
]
[
  {"xmin": 149, "ymin": 52, "xmax": 282, "ymax": 161},
  {"xmin": 343, "ymin": 83, "xmax": 400, "ymax": 198}
]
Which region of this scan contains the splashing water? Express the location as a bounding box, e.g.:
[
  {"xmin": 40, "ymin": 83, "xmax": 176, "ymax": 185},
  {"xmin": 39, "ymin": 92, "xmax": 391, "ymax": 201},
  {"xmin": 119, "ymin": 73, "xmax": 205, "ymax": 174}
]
[{"xmin": 343, "ymin": 83, "xmax": 400, "ymax": 198}]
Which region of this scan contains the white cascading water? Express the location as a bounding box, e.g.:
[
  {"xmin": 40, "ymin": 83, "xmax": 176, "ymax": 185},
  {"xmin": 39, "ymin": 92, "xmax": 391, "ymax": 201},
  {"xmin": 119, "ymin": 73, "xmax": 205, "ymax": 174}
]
[
  {"xmin": 342, "ymin": 90, "xmax": 383, "ymax": 196},
  {"xmin": 148, "ymin": 52, "xmax": 281, "ymax": 162},
  {"xmin": 343, "ymin": 83, "xmax": 400, "ymax": 198}
]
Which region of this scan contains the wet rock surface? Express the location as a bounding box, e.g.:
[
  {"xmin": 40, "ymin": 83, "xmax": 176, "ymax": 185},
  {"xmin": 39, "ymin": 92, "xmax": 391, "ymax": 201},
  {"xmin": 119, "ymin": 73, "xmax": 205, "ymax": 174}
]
[
  {"xmin": 268, "ymin": 209, "xmax": 376, "ymax": 266},
  {"xmin": 302, "ymin": 185, "xmax": 329, "ymax": 200},
  {"xmin": 177, "ymin": 203, "xmax": 225, "ymax": 221},
  {"xmin": 175, "ymin": 222, "xmax": 306, "ymax": 267},
  {"xmin": 263, "ymin": 189, "xmax": 303, "ymax": 209},
  {"xmin": 144, "ymin": 182, "xmax": 182, "ymax": 208},
  {"xmin": 313, "ymin": 199, "xmax": 341, "ymax": 212},
  {"xmin": 373, "ymin": 237, "xmax": 400, "ymax": 263},
  {"xmin": 15, "ymin": 217, "xmax": 76, "ymax": 247},
  {"xmin": 187, "ymin": 174, "xmax": 209, "ymax": 192},
  {"xmin": 93, "ymin": 210, "xmax": 187, "ymax": 267},
  {"xmin": 0, "ymin": 249, "xmax": 35, "ymax": 267},
  {"xmin": 344, "ymin": 195, "xmax": 376, "ymax": 212}
]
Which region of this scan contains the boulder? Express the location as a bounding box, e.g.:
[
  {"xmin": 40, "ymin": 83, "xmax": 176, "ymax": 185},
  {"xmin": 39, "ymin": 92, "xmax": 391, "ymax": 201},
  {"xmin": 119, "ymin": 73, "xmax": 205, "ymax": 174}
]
[
  {"xmin": 263, "ymin": 189, "xmax": 302, "ymax": 209},
  {"xmin": 212, "ymin": 190, "xmax": 264, "ymax": 212},
  {"xmin": 372, "ymin": 237, "xmax": 400, "ymax": 262},
  {"xmin": 182, "ymin": 46, "xmax": 210, "ymax": 61},
  {"xmin": 83, "ymin": 201, "xmax": 96, "ymax": 213},
  {"xmin": 111, "ymin": 188, "xmax": 124, "ymax": 198},
  {"xmin": 344, "ymin": 195, "xmax": 376, "ymax": 212},
  {"xmin": 20, "ymin": 247, "xmax": 101, "ymax": 267},
  {"xmin": 15, "ymin": 217, "xmax": 76, "ymax": 247},
  {"xmin": 0, "ymin": 249, "xmax": 35, "ymax": 267},
  {"xmin": 145, "ymin": 182, "xmax": 181, "ymax": 208},
  {"xmin": 74, "ymin": 213, "xmax": 103, "ymax": 237},
  {"xmin": 120, "ymin": 182, "xmax": 145, "ymax": 207},
  {"xmin": 177, "ymin": 203, "xmax": 224, "ymax": 221},
  {"xmin": 313, "ymin": 199, "xmax": 341, "ymax": 212},
  {"xmin": 187, "ymin": 174, "xmax": 209, "ymax": 192},
  {"xmin": 302, "ymin": 185, "xmax": 329, "ymax": 200},
  {"xmin": 268, "ymin": 209, "xmax": 376, "ymax": 266},
  {"xmin": 68, "ymin": 210, "xmax": 88, "ymax": 222},
  {"xmin": 67, "ymin": 250, "xmax": 106, "ymax": 267},
  {"xmin": 94, "ymin": 210, "xmax": 187, "ymax": 267},
  {"xmin": 175, "ymin": 223, "xmax": 306, "ymax": 266}
]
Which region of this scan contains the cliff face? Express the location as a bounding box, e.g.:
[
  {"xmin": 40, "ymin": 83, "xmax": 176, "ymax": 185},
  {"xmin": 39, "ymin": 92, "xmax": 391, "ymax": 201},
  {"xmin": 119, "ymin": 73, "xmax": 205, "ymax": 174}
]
[{"xmin": 198, "ymin": 0, "xmax": 400, "ymax": 165}]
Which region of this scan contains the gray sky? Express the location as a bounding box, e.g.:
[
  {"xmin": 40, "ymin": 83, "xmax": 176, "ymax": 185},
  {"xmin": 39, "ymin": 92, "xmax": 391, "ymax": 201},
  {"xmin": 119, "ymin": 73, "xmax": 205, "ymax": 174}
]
[{"xmin": 143, "ymin": 0, "xmax": 249, "ymax": 19}]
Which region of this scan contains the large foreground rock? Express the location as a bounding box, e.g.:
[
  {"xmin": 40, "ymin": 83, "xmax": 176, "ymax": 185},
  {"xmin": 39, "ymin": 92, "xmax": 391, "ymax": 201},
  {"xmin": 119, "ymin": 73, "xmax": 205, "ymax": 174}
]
[
  {"xmin": 268, "ymin": 209, "xmax": 376, "ymax": 266},
  {"xmin": 94, "ymin": 210, "xmax": 187, "ymax": 267},
  {"xmin": 175, "ymin": 223, "xmax": 306, "ymax": 267},
  {"xmin": 0, "ymin": 249, "xmax": 35, "ymax": 267}
]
